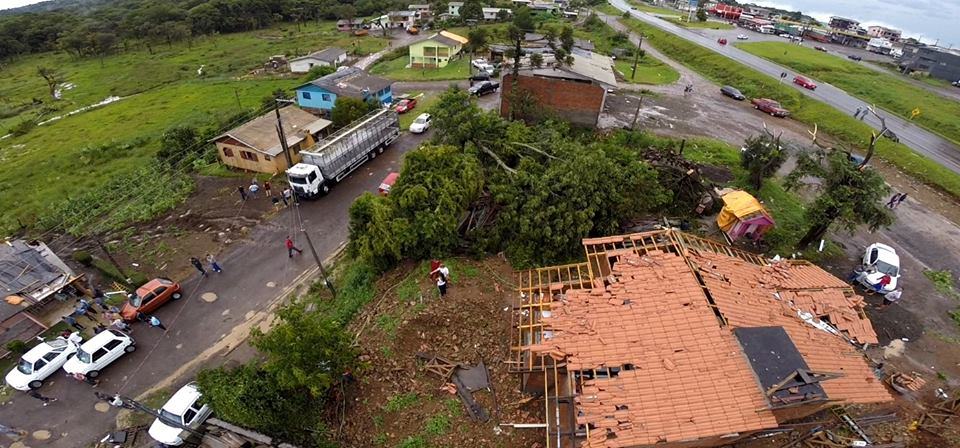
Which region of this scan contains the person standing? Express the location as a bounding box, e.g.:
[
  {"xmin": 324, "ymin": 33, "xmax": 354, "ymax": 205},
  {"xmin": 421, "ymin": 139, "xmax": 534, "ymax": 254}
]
[
  {"xmin": 190, "ymin": 257, "xmax": 207, "ymax": 277},
  {"xmin": 854, "ymin": 106, "xmax": 862, "ymax": 118},
  {"xmin": 26, "ymin": 390, "xmax": 57, "ymax": 406},
  {"xmin": 63, "ymin": 315, "xmax": 85, "ymax": 331},
  {"xmin": 880, "ymin": 288, "xmax": 902, "ymax": 309},
  {"xmin": 238, "ymin": 186, "xmax": 247, "ymax": 201},
  {"xmin": 249, "ymin": 182, "xmax": 260, "ymax": 199},
  {"xmin": 886, "ymin": 193, "xmax": 901, "ymax": 208},
  {"xmin": 895, "ymin": 193, "xmax": 908, "ymax": 209},
  {"xmin": 436, "ymin": 272, "xmax": 448, "ymax": 297},
  {"xmin": 264, "ymin": 181, "xmax": 272, "ymax": 197},
  {"xmin": 206, "ymin": 253, "xmax": 222, "ymax": 273},
  {"xmin": 281, "ymin": 187, "xmax": 292, "ymax": 206},
  {"xmin": 148, "ymin": 315, "xmax": 167, "ymax": 331},
  {"xmin": 285, "ymin": 236, "xmax": 302, "ymax": 257}
]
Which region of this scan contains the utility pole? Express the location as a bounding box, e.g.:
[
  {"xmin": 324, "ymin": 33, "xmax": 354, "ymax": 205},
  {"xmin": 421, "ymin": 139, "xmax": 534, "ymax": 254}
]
[
  {"xmin": 95, "ymin": 238, "xmax": 129, "ymax": 283},
  {"xmin": 274, "ymin": 99, "xmax": 337, "ymax": 298},
  {"xmin": 94, "ymin": 392, "xmax": 203, "ymax": 437},
  {"xmin": 631, "ymin": 96, "xmax": 644, "ymax": 129},
  {"xmin": 630, "ymin": 34, "xmax": 644, "ymax": 81}
]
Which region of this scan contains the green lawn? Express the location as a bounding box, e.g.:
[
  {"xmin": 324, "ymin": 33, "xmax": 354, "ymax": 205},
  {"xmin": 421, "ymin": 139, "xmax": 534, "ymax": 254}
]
[
  {"xmin": 736, "ymin": 41, "xmax": 960, "ymax": 147},
  {"xmin": 615, "ymin": 58, "xmax": 680, "ymax": 84},
  {"xmin": 398, "ymin": 92, "xmax": 441, "ymax": 129},
  {"xmin": 370, "ymin": 56, "xmax": 470, "ymax": 81},
  {"xmin": 616, "ymin": 15, "xmax": 960, "ymax": 200},
  {"xmin": 667, "ymin": 18, "xmax": 735, "ymax": 29},
  {"xmin": 0, "ymin": 20, "xmax": 388, "ymax": 233},
  {"xmin": 627, "ymin": 1, "xmax": 680, "ymax": 15}
]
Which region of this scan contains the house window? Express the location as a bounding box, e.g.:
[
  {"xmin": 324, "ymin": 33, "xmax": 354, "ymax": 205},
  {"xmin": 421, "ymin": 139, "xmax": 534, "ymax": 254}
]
[
  {"xmin": 322, "ymin": 93, "xmax": 331, "ymax": 101},
  {"xmin": 240, "ymin": 151, "xmax": 259, "ymax": 161},
  {"xmin": 222, "ymin": 147, "xmax": 234, "ymax": 157},
  {"xmin": 302, "ymin": 91, "xmax": 312, "ymax": 100},
  {"xmin": 424, "ymin": 47, "xmax": 437, "ymax": 56},
  {"xmin": 437, "ymin": 47, "xmax": 449, "ymax": 57},
  {"xmin": 264, "ymin": 155, "xmax": 272, "ymax": 161}
]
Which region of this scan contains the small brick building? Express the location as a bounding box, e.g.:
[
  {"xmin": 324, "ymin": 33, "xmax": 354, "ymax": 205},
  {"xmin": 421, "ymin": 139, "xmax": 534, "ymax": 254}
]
[{"xmin": 500, "ymin": 73, "xmax": 607, "ymax": 127}]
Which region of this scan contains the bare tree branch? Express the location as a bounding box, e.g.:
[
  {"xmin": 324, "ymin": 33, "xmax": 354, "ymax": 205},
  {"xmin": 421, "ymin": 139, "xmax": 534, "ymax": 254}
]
[
  {"xmin": 508, "ymin": 141, "xmax": 559, "ymax": 160},
  {"xmin": 860, "ymin": 105, "xmax": 888, "ymax": 169},
  {"xmin": 478, "ymin": 143, "xmax": 517, "ymax": 175}
]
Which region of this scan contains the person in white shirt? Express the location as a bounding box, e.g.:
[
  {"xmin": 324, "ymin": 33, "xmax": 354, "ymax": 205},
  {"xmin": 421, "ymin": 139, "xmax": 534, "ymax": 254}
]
[
  {"xmin": 880, "ymin": 289, "xmax": 902, "ymax": 309},
  {"xmin": 436, "ymin": 273, "xmax": 447, "ymax": 297}
]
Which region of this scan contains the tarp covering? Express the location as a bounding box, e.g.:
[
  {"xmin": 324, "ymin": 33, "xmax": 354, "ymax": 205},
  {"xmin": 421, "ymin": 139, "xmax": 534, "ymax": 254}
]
[{"xmin": 717, "ymin": 190, "xmax": 768, "ymax": 232}]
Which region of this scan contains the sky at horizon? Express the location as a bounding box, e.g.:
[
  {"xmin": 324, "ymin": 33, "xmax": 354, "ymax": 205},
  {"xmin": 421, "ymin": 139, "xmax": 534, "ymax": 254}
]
[{"xmin": 1, "ymin": 0, "xmax": 958, "ymax": 46}]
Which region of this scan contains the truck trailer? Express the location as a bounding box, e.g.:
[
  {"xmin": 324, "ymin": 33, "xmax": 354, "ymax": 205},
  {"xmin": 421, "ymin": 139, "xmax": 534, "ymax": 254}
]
[{"xmin": 287, "ymin": 108, "xmax": 400, "ymax": 198}]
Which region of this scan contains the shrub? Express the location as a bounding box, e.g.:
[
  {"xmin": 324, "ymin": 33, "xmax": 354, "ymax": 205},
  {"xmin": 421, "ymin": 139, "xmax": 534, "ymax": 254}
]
[
  {"xmin": 71, "ymin": 250, "xmax": 93, "ymax": 266},
  {"xmin": 10, "ymin": 119, "xmax": 36, "ymax": 136},
  {"xmin": 5, "ymin": 340, "xmax": 28, "ymax": 355}
]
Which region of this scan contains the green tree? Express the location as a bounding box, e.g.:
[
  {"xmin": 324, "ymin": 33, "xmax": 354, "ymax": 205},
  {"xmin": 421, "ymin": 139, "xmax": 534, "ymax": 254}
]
[
  {"xmin": 529, "ymin": 52, "xmax": 543, "ymax": 68},
  {"xmin": 559, "ymin": 26, "xmax": 574, "ymax": 53},
  {"xmin": 250, "ymin": 302, "xmax": 356, "ymax": 396},
  {"xmin": 37, "ymin": 65, "xmax": 64, "ymax": 99},
  {"xmin": 303, "ymin": 64, "xmax": 336, "ymax": 81},
  {"xmin": 464, "ymin": 27, "xmax": 488, "ymax": 54},
  {"xmin": 331, "ymin": 96, "xmax": 374, "ymax": 128},
  {"xmin": 512, "ymin": 6, "xmax": 534, "ymax": 32},
  {"xmin": 740, "ymin": 133, "xmax": 787, "ymax": 191},
  {"xmin": 197, "ymin": 364, "xmax": 319, "ymax": 444},
  {"xmin": 429, "ymin": 87, "xmax": 504, "ymax": 148},
  {"xmin": 696, "ymin": 7, "xmax": 708, "ymax": 22},
  {"xmin": 460, "ymin": 0, "xmax": 482, "ymax": 21},
  {"xmin": 158, "ymin": 125, "xmax": 201, "ymax": 166},
  {"xmin": 786, "ymin": 149, "xmax": 893, "ymax": 249}
]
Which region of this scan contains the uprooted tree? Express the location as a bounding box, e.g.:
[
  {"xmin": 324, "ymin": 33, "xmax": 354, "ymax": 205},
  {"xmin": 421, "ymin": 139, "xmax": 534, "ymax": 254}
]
[
  {"xmin": 741, "ymin": 126, "xmax": 788, "ymax": 191},
  {"xmin": 786, "ymin": 107, "xmax": 894, "ymax": 249},
  {"xmin": 37, "ymin": 65, "xmax": 64, "ymax": 99}
]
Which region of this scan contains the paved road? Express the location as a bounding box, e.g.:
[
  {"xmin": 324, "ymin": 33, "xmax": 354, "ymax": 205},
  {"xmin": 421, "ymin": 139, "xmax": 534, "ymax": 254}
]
[
  {"xmin": 609, "ymin": 0, "xmax": 960, "ymax": 174},
  {"xmin": 0, "ymin": 130, "xmax": 431, "ymax": 448}
]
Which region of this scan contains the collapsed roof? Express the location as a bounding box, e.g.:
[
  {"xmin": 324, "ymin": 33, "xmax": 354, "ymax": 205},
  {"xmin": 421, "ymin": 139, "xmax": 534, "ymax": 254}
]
[{"xmin": 514, "ymin": 230, "xmax": 890, "ymax": 448}]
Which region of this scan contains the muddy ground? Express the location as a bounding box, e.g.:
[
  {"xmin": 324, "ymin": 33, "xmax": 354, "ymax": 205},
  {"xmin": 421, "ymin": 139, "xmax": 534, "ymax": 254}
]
[{"xmin": 338, "ymin": 257, "xmax": 544, "ymax": 448}]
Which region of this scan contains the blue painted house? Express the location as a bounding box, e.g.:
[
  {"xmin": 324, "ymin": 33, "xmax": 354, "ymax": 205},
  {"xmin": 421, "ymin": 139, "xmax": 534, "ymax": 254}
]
[{"xmin": 295, "ymin": 67, "xmax": 394, "ymax": 114}]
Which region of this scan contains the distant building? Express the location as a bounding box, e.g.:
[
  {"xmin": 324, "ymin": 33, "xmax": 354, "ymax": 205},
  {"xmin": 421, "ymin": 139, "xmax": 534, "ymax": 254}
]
[
  {"xmin": 500, "ymin": 50, "xmax": 617, "ymax": 127},
  {"xmin": 408, "ymin": 30, "xmax": 469, "ymax": 68},
  {"xmin": 482, "ymin": 7, "xmax": 511, "ymax": 20},
  {"xmin": 710, "ymin": 3, "xmax": 743, "ymax": 20},
  {"xmin": 295, "ymin": 67, "xmax": 394, "ymax": 112},
  {"xmin": 210, "ymin": 107, "xmax": 331, "ymax": 174},
  {"xmin": 867, "ymin": 38, "xmax": 894, "ymax": 55},
  {"xmin": 828, "ymin": 16, "xmax": 859, "ymax": 32},
  {"xmin": 288, "ymin": 48, "xmax": 348, "ymax": 73},
  {"xmin": 388, "ymin": 10, "xmax": 418, "ymax": 29},
  {"xmin": 867, "ymin": 26, "xmax": 901, "ymax": 42},
  {"xmin": 900, "ymin": 45, "xmax": 960, "ymax": 82},
  {"xmin": 448, "ymin": 1, "xmax": 463, "ymax": 16},
  {"xmin": 336, "ymin": 19, "xmax": 365, "ymax": 32},
  {"xmin": 0, "ymin": 240, "xmax": 86, "ymax": 355},
  {"xmin": 408, "ymin": 4, "xmax": 431, "ymax": 13}
]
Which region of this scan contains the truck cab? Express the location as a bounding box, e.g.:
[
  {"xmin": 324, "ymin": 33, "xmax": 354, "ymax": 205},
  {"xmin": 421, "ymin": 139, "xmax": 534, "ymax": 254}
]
[{"xmin": 287, "ymin": 163, "xmax": 327, "ymax": 198}]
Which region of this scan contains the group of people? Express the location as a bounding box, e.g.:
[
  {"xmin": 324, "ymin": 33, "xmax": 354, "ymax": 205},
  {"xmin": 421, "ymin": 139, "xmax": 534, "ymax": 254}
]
[
  {"xmin": 238, "ymin": 179, "xmax": 294, "ymax": 209},
  {"xmin": 853, "ymin": 106, "xmax": 869, "ymax": 120},
  {"xmin": 189, "ymin": 254, "xmax": 223, "ymax": 276},
  {"xmin": 885, "ymin": 193, "xmax": 908, "ymax": 209}
]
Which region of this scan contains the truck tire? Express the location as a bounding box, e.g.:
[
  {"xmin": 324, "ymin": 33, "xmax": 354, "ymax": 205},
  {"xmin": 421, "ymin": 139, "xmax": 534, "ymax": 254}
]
[
  {"xmin": 321, "ymin": 184, "xmax": 331, "ymax": 195},
  {"xmin": 369, "ymin": 149, "xmax": 377, "ymax": 159},
  {"xmin": 377, "ymin": 145, "xmax": 385, "ymax": 154}
]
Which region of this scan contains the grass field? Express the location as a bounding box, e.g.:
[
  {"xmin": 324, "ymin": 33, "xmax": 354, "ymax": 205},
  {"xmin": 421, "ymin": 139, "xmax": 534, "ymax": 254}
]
[
  {"xmin": 736, "ymin": 41, "xmax": 960, "ymax": 146},
  {"xmin": 615, "ymin": 15, "xmax": 960, "ymax": 200},
  {"xmin": 0, "ymin": 21, "xmax": 388, "ymax": 233},
  {"xmin": 370, "ymin": 56, "xmax": 471, "ymax": 81},
  {"xmin": 626, "ymin": 1, "xmax": 680, "ymax": 16},
  {"xmin": 398, "ymin": 92, "xmax": 441, "ymax": 129},
  {"xmin": 667, "ymin": 18, "xmax": 735, "ymax": 29},
  {"xmin": 614, "ymin": 58, "xmax": 681, "ymax": 84}
]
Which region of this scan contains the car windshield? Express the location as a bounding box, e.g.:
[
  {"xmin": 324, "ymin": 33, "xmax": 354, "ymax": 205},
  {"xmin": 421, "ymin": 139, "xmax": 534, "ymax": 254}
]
[
  {"xmin": 76, "ymin": 349, "xmax": 92, "ymax": 363},
  {"xmin": 876, "ymin": 260, "xmax": 899, "ymax": 276},
  {"xmin": 414, "ymin": 117, "xmax": 427, "ymax": 124},
  {"xmin": 129, "ymin": 293, "xmax": 143, "ymax": 307},
  {"xmin": 289, "ymin": 175, "xmax": 307, "ymax": 184},
  {"xmin": 16, "ymin": 359, "xmax": 33, "ymax": 374},
  {"xmin": 159, "ymin": 409, "xmax": 183, "ymax": 426}
]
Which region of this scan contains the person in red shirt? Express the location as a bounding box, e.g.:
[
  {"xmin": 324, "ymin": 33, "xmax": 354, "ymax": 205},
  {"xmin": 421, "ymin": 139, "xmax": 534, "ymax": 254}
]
[
  {"xmin": 875, "ymin": 274, "xmax": 892, "ymax": 292},
  {"xmin": 285, "ymin": 236, "xmax": 302, "ymax": 258}
]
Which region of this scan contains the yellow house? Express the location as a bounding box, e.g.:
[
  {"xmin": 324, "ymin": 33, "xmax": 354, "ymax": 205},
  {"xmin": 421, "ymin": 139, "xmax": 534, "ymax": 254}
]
[
  {"xmin": 408, "ymin": 30, "xmax": 468, "ymax": 68},
  {"xmin": 210, "ymin": 107, "xmax": 331, "ymax": 174}
]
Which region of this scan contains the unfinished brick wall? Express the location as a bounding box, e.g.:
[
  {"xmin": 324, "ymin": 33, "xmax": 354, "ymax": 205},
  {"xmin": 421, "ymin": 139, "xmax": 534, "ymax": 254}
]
[{"xmin": 500, "ymin": 74, "xmax": 605, "ymax": 127}]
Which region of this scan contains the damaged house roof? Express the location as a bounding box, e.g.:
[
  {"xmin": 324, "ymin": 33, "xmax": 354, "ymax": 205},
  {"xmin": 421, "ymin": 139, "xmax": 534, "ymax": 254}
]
[{"xmin": 516, "ymin": 230, "xmax": 890, "ymax": 448}]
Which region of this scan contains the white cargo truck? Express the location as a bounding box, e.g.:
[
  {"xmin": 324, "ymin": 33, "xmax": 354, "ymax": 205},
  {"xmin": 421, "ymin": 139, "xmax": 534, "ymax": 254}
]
[{"xmin": 287, "ymin": 108, "xmax": 400, "ymax": 198}]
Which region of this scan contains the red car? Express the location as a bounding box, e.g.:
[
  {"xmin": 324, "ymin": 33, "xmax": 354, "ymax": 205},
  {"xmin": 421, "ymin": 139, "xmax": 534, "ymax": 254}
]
[
  {"xmin": 717, "ymin": 38, "xmax": 727, "ymax": 45},
  {"xmin": 793, "ymin": 75, "xmax": 817, "ymax": 90},
  {"xmin": 378, "ymin": 172, "xmax": 399, "ymax": 195},
  {"xmin": 751, "ymin": 98, "xmax": 790, "ymax": 118},
  {"xmin": 394, "ymin": 98, "xmax": 417, "ymax": 114},
  {"xmin": 120, "ymin": 278, "xmax": 182, "ymax": 321}
]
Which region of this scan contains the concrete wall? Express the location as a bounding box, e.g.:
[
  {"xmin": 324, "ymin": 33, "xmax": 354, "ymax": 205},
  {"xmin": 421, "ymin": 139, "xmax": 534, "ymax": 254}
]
[{"xmin": 500, "ymin": 74, "xmax": 605, "ymax": 127}]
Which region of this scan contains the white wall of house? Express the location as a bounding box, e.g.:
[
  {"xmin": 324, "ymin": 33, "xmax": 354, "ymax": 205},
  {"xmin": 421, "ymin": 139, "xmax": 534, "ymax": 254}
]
[{"xmin": 290, "ymin": 58, "xmax": 332, "ymax": 73}]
